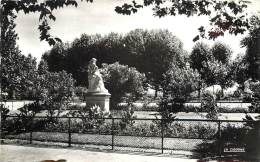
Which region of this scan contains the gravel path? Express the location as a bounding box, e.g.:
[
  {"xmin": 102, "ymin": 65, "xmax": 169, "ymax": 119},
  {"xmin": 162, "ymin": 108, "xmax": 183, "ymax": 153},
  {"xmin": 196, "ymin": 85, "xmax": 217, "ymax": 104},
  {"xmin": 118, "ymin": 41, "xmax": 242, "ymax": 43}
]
[{"xmin": 0, "ymin": 144, "xmax": 199, "ymax": 162}]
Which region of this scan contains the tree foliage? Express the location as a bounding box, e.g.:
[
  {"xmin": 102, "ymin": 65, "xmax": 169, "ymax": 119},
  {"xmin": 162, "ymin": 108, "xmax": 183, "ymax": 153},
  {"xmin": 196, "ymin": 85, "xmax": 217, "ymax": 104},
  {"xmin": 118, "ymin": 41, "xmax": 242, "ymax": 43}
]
[
  {"xmin": 123, "ymin": 29, "xmax": 187, "ymax": 93},
  {"xmin": 42, "ymin": 42, "xmax": 70, "ymax": 72},
  {"xmin": 190, "ymin": 42, "xmax": 212, "ymax": 73},
  {"xmin": 190, "ymin": 41, "xmax": 233, "ymax": 87},
  {"xmin": 1, "ymin": 0, "xmax": 253, "ymax": 46},
  {"xmin": 202, "ymin": 58, "xmax": 232, "ymax": 88},
  {"xmin": 241, "ymin": 15, "xmax": 260, "ymax": 80},
  {"xmin": 33, "ymin": 68, "xmax": 76, "ymax": 118},
  {"xmin": 163, "ymin": 63, "xmax": 201, "ymax": 101},
  {"xmin": 100, "ymin": 62, "xmax": 146, "ymax": 107},
  {"xmin": 1, "ymin": 0, "xmax": 93, "ymax": 45},
  {"xmin": 157, "ymin": 63, "xmax": 200, "ymax": 121},
  {"xmin": 230, "ymin": 53, "xmax": 249, "ymax": 84},
  {"xmin": 43, "ymin": 29, "xmax": 186, "ymax": 93},
  {"xmin": 201, "ymin": 93, "xmax": 218, "ymax": 119},
  {"xmin": 116, "ymin": 0, "xmax": 251, "ymax": 41},
  {"xmin": 1, "ymin": 12, "xmax": 38, "ymax": 99},
  {"xmin": 211, "ymin": 42, "xmax": 232, "ymax": 64},
  {"xmin": 42, "ymin": 33, "xmax": 125, "ymax": 86}
]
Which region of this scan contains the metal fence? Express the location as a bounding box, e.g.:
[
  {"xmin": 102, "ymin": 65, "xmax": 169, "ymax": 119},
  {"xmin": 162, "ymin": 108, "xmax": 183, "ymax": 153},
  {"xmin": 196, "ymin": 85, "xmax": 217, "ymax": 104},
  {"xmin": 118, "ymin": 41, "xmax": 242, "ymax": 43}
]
[{"xmin": 1, "ymin": 115, "xmax": 252, "ymax": 156}]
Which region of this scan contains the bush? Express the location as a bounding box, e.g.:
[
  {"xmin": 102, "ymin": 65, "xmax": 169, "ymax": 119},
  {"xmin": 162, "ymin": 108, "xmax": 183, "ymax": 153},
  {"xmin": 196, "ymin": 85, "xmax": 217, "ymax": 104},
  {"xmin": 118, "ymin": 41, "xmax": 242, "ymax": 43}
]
[
  {"xmin": 163, "ymin": 64, "xmax": 200, "ymax": 102},
  {"xmin": 165, "ymin": 122, "xmax": 217, "ymax": 139},
  {"xmin": 241, "ymin": 112, "xmax": 260, "ymax": 160},
  {"xmin": 251, "ymin": 81, "xmax": 260, "ymax": 99},
  {"xmin": 3, "ymin": 118, "xmax": 23, "ymax": 134},
  {"xmin": 74, "ymin": 86, "xmax": 88, "ymax": 101},
  {"xmin": 3, "ymin": 102, "xmax": 43, "ymax": 134},
  {"xmin": 157, "ymin": 63, "xmax": 201, "ymax": 121},
  {"xmin": 182, "ymin": 104, "xmax": 249, "ymax": 113},
  {"xmin": 33, "ymin": 70, "xmax": 76, "ymax": 119},
  {"xmin": 69, "ymin": 105, "xmax": 108, "ymax": 130},
  {"xmin": 194, "ymin": 123, "xmax": 249, "ymax": 159},
  {"xmin": 1, "ymin": 104, "xmax": 10, "ymax": 125},
  {"xmin": 248, "ymin": 101, "xmax": 260, "ymax": 113},
  {"xmin": 118, "ymin": 102, "xmax": 137, "ymax": 130},
  {"xmin": 218, "ymin": 107, "xmax": 249, "ymax": 113},
  {"xmin": 201, "ymin": 93, "xmax": 219, "ymax": 120},
  {"xmin": 44, "ymin": 120, "xmax": 69, "ymax": 132},
  {"xmin": 101, "ymin": 62, "xmax": 146, "ymax": 108}
]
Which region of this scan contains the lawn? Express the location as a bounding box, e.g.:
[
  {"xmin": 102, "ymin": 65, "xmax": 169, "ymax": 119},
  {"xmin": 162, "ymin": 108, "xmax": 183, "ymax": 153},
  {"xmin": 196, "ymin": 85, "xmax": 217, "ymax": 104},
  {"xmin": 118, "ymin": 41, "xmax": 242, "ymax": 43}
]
[
  {"xmin": 132, "ymin": 111, "xmax": 258, "ymax": 120},
  {"xmin": 5, "ymin": 132, "xmax": 210, "ymax": 152}
]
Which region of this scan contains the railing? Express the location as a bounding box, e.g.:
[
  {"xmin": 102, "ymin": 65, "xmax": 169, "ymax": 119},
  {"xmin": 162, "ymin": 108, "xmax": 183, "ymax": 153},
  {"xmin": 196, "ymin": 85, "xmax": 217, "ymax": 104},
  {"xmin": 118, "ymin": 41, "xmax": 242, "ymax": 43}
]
[{"xmin": 1, "ymin": 115, "xmax": 254, "ymax": 155}]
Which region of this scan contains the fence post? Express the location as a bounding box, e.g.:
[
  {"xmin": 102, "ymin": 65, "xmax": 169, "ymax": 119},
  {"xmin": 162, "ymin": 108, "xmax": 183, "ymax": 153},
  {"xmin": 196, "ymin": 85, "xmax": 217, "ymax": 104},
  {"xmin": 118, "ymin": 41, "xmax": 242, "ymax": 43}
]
[
  {"xmin": 0, "ymin": 105, "xmax": 2, "ymax": 144},
  {"xmin": 217, "ymin": 121, "xmax": 222, "ymax": 156},
  {"xmin": 112, "ymin": 118, "xmax": 114, "ymax": 150},
  {"xmin": 0, "ymin": 114, "xmax": 2, "ymax": 144},
  {"xmin": 161, "ymin": 119, "xmax": 164, "ymax": 154},
  {"xmin": 29, "ymin": 117, "xmax": 33, "ymax": 144},
  {"xmin": 218, "ymin": 121, "xmax": 221, "ymax": 139},
  {"xmin": 68, "ymin": 117, "xmax": 71, "ymax": 147}
]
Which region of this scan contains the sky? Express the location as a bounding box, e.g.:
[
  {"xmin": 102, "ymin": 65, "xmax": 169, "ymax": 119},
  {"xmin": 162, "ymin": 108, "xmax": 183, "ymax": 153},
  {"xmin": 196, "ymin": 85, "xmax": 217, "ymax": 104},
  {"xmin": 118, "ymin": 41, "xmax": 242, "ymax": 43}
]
[{"xmin": 15, "ymin": 0, "xmax": 260, "ymax": 62}]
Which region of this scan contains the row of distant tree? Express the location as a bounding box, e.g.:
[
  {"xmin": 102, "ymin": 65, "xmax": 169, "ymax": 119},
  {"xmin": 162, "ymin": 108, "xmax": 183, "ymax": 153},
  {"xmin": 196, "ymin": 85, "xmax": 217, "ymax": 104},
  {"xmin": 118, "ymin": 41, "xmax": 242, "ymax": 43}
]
[{"xmin": 42, "ymin": 17, "xmax": 259, "ymax": 93}]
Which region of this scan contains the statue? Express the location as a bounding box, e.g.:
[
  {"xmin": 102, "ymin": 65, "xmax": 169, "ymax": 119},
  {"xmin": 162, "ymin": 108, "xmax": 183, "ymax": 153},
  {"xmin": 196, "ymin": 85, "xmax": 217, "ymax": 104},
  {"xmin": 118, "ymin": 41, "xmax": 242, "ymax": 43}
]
[
  {"xmin": 87, "ymin": 58, "xmax": 108, "ymax": 93},
  {"xmin": 85, "ymin": 58, "xmax": 110, "ymax": 113}
]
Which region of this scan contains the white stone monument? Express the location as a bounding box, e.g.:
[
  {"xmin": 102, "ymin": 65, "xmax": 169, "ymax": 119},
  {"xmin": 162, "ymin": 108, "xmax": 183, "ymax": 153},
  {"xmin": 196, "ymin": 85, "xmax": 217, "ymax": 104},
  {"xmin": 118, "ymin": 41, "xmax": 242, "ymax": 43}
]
[{"xmin": 85, "ymin": 58, "xmax": 111, "ymax": 113}]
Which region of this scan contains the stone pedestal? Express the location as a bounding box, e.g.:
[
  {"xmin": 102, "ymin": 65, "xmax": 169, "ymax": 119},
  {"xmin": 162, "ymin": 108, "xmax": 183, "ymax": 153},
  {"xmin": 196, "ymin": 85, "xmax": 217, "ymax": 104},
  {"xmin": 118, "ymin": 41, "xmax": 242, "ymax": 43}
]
[{"xmin": 85, "ymin": 92, "xmax": 111, "ymax": 113}]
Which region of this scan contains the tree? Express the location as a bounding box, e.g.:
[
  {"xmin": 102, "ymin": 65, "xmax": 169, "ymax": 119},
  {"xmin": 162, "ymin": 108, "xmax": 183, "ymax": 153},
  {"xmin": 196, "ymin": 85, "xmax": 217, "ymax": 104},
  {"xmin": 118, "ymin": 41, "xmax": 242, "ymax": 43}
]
[
  {"xmin": 209, "ymin": 42, "xmax": 233, "ymax": 88},
  {"xmin": 202, "ymin": 58, "xmax": 232, "ymax": 89},
  {"xmin": 230, "ymin": 53, "xmax": 249, "ymax": 84},
  {"xmin": 33, "ymin": 69, "xmax": 76, "ymax": 118},
  {"xmin": 1, "ymin": 12, "xmax": 20, "ymax": 98},
  {"xmin": 122, "ymin": 29, "xmax": 147, "ymax": 70},
  {"xmin": 163, "ymin": 63, "xmax": 201, "ymax": 102},
  {"xmin": 19, "ymin": 54, "xmax": 38, "ymax": 99},
  {"xmin": 190, "ymin": 42, "xmax": 212, "ymax": 71},
  {"xmin": 211, "ymin": 42, "xmax": 232, "ymax": 64},
  {"xmin": 1, "ymin": 12, "xmax": 38, "ymax": 99},
  {"xmin": 42, "ymin": 32, "xmax": 126, "ymax": 86},
  {"xmin": 241, "ymin": 15, "xmax": 260, "ymax": 80},
  {"xmin": 190, "ymin": 41, "xmax": 233, "ymax": 91},
  {"xmin": 158, "ymin": 63, "xmax": 200, "ymax": 120},
  {"xmin": 96, "ymin": 32, "xmax": 125, "ymax": 64},
  {"xmin": 42, "ymin": 42, "xmax": 70, "ymax": 73},
  {"xmin": 43, "ymin": 29, "xmax": 186, "ymax": 92},
  {"xmin": 101, "ymin": 62, "xmax": 146, "ymax": 108},
  {"xmin": 123, "ymin": 29, "xmax": 187, "ymax": 96},
  {"xmin": 190, "ymin": 42, "xmax": 212, "ymax": 79},
  {"xmin": 38, "ymin": 60, "xmax": 49, "ymax": 75}
]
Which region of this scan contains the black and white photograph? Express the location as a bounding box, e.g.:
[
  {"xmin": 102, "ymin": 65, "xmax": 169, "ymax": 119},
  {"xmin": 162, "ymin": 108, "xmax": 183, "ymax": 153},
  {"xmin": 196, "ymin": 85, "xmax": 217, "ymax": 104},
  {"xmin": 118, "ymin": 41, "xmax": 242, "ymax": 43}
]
[{"xmin": 0, "ymin": 0, "xmax": 260, "ymax": 161}]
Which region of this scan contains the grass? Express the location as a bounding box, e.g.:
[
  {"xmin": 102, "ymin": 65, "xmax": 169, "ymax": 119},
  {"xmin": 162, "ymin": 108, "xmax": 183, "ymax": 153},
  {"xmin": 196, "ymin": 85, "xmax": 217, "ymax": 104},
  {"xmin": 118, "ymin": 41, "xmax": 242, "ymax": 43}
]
[{"xmin": 5, "ymin": 131, "xmax": 211, "ymax": 152}]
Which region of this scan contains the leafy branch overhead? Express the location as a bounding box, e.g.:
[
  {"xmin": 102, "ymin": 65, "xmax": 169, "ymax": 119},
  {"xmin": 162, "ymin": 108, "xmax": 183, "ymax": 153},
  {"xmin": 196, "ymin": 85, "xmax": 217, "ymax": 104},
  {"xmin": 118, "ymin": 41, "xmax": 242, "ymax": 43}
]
[
  {"xmin": 115, "ymin": 0, "xmax": 251, "ymax": 41},
  {"xmin": 1, "ymin": 0, "xmax": 93, "ymax": 45},
  {"xmin": 1, "ymin": 0, "xmax": 252, "ymax": 45}
]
